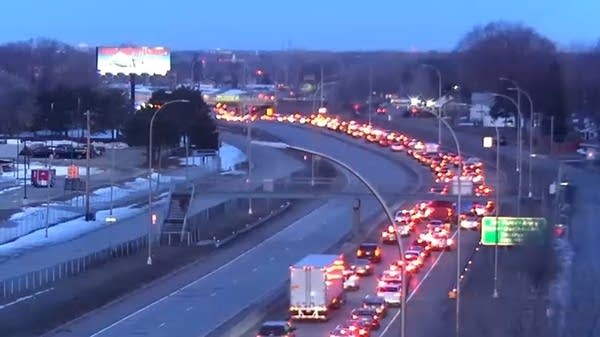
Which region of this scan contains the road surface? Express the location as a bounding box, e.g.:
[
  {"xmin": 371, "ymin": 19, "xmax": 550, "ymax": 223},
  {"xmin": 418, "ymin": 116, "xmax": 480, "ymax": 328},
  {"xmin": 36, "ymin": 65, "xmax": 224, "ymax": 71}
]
[
  {"xmin": 44, "ymin": 123, "xmax": 415, "ymax": 337},
  {"xmin": 0, "ymin": 133, "xmax": 303, "ymax": 281}
]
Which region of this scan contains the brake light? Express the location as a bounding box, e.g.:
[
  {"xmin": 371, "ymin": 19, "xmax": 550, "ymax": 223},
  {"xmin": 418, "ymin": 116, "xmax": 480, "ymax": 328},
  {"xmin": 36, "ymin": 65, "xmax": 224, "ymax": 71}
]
[
  {"xmin": 352, "ymin": 314, "xmax": 358, "ymax": 319},
  {"xmin": 375, "ymin": 249, "xmax": 381, "ymax": 256},
  {"xmin": 388, "ymin": 225, "xmax": 394, "ymax": 232},
  {"xmin": 357, "ymin": 249, "xmax": 363, "ymax": 256},
  {"xmin": 359, "ymin": 329, "xmax": 367, "ymax": 335}
]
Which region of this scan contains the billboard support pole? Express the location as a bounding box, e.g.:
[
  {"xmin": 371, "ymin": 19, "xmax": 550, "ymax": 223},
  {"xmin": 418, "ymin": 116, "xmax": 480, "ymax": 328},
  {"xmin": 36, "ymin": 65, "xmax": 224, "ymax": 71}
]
[{"xmin": 130, "ymin": 73, "xmax": 136, "ymax": 113}]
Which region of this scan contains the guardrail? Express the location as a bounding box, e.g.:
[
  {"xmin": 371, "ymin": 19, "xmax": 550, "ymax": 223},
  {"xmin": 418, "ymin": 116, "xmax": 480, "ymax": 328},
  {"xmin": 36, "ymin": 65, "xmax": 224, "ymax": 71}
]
[{"xmin": 448, "ymin": 241, "xmax": 482, "ymax": 299}]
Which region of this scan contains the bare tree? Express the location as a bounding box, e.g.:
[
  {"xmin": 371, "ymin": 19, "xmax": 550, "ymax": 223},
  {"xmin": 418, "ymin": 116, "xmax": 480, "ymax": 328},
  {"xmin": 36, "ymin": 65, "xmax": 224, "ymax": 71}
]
[{"xmin": 0, "ymin": 70, "xmax": 35, "ymax": 135}]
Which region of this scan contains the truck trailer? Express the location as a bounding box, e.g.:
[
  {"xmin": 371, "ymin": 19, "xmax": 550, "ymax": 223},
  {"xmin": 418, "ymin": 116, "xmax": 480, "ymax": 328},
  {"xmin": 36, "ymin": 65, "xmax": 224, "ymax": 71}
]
[{"xmin": 289, "ymin": 254, "xmax": 345, "ymax": 320}]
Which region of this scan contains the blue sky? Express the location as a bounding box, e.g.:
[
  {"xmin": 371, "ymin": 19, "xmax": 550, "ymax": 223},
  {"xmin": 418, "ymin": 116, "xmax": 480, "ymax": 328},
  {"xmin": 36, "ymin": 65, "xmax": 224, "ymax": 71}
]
[{"xmin": 2, "ymin": 0, "xmax": 598, "ymax": 51}]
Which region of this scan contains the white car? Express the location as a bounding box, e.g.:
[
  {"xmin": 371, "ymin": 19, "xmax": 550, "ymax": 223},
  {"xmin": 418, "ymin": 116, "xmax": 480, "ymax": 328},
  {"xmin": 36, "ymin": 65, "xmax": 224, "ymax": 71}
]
[
  {"xmin": 390, "ymin": 143, "xmax": 405, "ymax": 152},
  {"xmin": 394, "ymin": 210, "xmax": 412, "ymax": 223},
  {"xmin": 376, "ymin": 284, "xmax": 403, "ymax": 306},
  {"xmin": 460, "ymin": 216, "xmax": 480, "ymax": 230},
  {"xmin": 344, "ymin": 273, "xmax": 360, "ymax": 291}
]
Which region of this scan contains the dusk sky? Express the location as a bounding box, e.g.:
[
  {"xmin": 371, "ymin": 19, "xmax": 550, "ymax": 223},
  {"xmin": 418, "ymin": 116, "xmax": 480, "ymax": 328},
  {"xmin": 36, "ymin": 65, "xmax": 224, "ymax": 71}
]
[{"xmin": 2, "ymin": 0, "xmax": 598, "ymax": 51}]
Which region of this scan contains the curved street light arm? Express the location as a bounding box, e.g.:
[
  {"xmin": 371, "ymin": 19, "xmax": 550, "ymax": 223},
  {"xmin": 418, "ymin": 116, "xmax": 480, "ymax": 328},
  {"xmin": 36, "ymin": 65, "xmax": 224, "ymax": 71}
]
[{"xmin": 147, "ymin": 99, "xmax": 191, "ymax": 265}]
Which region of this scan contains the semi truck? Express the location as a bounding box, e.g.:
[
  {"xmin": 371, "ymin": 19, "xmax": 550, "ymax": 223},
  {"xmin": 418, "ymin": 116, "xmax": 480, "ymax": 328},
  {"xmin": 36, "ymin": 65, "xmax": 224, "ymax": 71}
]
[{"xmin": 289, "ymin": 254, "xmax": 345, "ymax": 320}]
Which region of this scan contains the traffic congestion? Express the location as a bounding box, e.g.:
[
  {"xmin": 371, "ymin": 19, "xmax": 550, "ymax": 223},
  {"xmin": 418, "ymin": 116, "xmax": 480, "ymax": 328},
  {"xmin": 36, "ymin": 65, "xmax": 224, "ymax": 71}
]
[{"xmin": 216, "ymin": 111, "xmax": 496, "ymax": 337}]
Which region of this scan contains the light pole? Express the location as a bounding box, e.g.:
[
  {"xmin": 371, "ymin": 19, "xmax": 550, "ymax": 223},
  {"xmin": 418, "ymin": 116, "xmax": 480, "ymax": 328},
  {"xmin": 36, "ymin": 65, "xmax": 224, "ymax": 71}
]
[
  {"xmin": 245, "ymin": 101, "xmax": 254, "ymax": 215},
  {"xmin": 422, "ymin": 64, "xmax": 443, "ymax": 144},
  {"xmin": 147, "ymin": 99, "xmax": 190, "ymax": 265},
  {"xmin": 422, "ymin": 108, "xmax": 463, "ymax": 337},
  {"xmin": 508, "ymin": 87, "xmax": 535, "ymax": 198},
  {"xmin": 84, "ymin": 110, "xmax": 93, "ymax": 221},
  {"xmin": 310, "ymin": 78, "xmax": 338, "ymax": 187},
  {"xmin": 44, "ymin": 154, "xmax": 54, "ymax": 238},
  {"xmin": 484, "ymin": 127, "xmax": 501, "ymax": 298},
  {"xmin": 251, "ymin": 140, "xmax": 409, "ymax": 337},
  {"xmin": 490, "ymin": 92, "xmax": 522, "ymax": 215},
  {"xmin": 368, "ymin": 65, "xmax": 373, "ymax": 126},
  {"xmin": 499, "ymin": 78, "xmax": 523, "ymax": 174}
]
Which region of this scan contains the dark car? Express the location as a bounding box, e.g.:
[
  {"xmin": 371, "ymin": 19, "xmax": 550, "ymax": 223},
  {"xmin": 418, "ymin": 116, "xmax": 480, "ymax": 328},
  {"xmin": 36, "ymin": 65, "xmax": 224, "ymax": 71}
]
[
  {"xmin": 257, "ymin": 321, "xmax": 296, "ymax": 337},
  {"xmin": 351, "ymin": 259, "xmax": 374, "ymax": 276},
  {"xmin": 356, "ymin": 243, "xmax": 382, "ymax": 263},
  {"xmin": 362, "ymin": 295, "xmax": 388, "ymax": 317},
  {"xmin": 350, "ymin": 307, "xmax": 381, "ymax": 329}
]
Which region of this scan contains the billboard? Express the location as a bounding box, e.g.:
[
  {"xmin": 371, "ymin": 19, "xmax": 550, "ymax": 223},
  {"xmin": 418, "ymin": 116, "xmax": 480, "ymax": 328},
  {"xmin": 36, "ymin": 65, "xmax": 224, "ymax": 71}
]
[{"xmin": 97, "ymin": 47, "xmax": 171, "ymax": 76}]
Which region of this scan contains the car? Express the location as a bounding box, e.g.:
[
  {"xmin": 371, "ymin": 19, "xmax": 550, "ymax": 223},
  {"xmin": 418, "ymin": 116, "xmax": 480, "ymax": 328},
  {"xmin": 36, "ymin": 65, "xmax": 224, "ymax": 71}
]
[
  {"xmin": 356, "ymin": 243, "xmax": 382, "ymax": 263},
  {"xmin": 362, "ymin": 295, "xmax": 388, "ymax": 317},
  {"xmin": 426, "ymin": 219, "xmax": 450, "ymax": 232},
  {"xmin": 345, "ymin": 319, "xmax": 372, "ymax": 336},
  {"xmin": 390, "ymin": 142, "xmax": 405, "ymax": 152},
  {"xmin": 257, "ymin": 321, "xmax": 296, "ymax": 337},
  {"xmin": 394, "ymin": 209, "xmax": 412, "ymax": 223},
  {"xmin": 403, "ymin": 249, "xmax": 425, "ymax": 272},
  {"xmin": 376, "ymin": 284, "xmax": 403, "ymax": 307},
  {"xmin": 330, "ymin": 324, "xmax": 361, "ymax": 337},
  {"xmin": 381, "ymin": 224, "xmax": 397, "ymax": 244},
  {"xmin": 460, "ymin": 215, "xmax": 480, "ymax": 230},
  {"xmin": 377, "ymin": 269, "xmax": 404, "ymax": 288},
  {"xmin": 350, "ymin": 307, "xmax": 381, "ymax": 329},
  {"xmin": 430, "ymin": 185, "xmax": 449, "ymax": 195},
  {"xmin": 351, "ymin": 259, "xmax": 374, "ymax": 276},
  {"xmin": 428, "ymin": 230, "xmax": 454, "ymax": 251},
  {"xmin": 344, "ymin": 271, "xmax": 360, "ymax": 291}
]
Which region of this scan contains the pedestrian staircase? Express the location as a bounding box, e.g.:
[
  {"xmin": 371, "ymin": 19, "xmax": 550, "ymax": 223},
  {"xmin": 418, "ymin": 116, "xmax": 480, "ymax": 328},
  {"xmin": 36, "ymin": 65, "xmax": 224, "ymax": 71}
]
[{"xmin": 161, "ymin": 184, "xmax": 194, "ymax": 245}]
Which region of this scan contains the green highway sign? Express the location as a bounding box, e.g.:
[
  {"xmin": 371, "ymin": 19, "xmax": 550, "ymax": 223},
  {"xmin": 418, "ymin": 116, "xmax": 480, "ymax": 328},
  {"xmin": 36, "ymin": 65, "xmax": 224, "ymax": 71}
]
[{"xmin": 481, "ymin": 217, "xmax": 547, "ymax": 246}]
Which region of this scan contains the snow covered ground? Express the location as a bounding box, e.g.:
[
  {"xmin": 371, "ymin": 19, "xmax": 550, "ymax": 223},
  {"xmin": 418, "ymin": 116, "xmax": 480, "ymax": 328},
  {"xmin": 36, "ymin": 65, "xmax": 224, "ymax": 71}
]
[
  {"xmin": 0, "ymin": 195, "xmax": 168, "ymax": 258},
  {"xmin": 180, "ymin": 142, "xmax": 247, "ymax": 171},
  {"xmin": 0, "ymin": 142, "xmax": 246, "ymax": 247}
]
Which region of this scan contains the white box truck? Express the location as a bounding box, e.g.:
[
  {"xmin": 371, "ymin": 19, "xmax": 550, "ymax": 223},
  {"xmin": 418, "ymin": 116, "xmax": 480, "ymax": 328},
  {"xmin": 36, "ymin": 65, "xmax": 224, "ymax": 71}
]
[{"xmin": 289, "ymin": 254, "xmax": 345, "ymax": 320}]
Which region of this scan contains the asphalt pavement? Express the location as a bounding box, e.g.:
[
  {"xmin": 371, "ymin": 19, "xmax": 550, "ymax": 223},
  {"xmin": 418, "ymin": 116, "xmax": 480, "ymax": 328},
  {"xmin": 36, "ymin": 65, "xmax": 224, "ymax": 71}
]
[
  {"xmin": 0, "ymin": 133, "xmax": 303, "ymax": 281},
  {"xmin": 44, "ymin": 123, "xmax": 414, "ymax": 337}
]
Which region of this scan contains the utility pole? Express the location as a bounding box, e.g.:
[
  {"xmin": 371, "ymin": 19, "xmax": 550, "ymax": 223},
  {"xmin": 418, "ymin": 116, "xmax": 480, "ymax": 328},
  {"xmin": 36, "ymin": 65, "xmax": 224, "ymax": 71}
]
[
  {"xmin": 245, "ymin": 101, "xmax": 253, "ymax": 215},
  {"xmin": 320, "ymin": 65, "xmax": 324, "ymax": 108},
  {"xmin": 23, "ymin": 139, "xmax": 28, "ymax": 200},
  {"xmin": 109, "ymin": 142, "xmax": 116, "ymax": 216},
  {"xmin": 368, "ymin": 66, "xmax": 373, "ymax": 126},
  {"xmin": 84, "ymin": 110, "xmax": 92, "ymax": 221}
]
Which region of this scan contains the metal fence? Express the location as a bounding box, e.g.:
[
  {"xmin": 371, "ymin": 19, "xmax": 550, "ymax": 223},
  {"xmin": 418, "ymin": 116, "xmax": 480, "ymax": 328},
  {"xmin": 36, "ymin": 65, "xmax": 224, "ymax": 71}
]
[{"xmin": 0, "ymin": 235, "xmax": 148, "ymax": 301}]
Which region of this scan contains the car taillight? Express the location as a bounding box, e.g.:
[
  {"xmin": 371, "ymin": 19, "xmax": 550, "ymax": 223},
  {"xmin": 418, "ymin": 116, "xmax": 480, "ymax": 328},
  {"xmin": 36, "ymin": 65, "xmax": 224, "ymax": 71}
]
[
  {"xmin": 357, "ymin": 249, "xmax": 363, "ymax": 256},
  {"xmin": 352, "ymin": 314, "xmax": 358, "ymax": 319},
  {"xmin": 375, "ymin": 249, "xmax": 381, "ymax": 256},
  {"xmin": 359, "ymin": 329, "xmax": 367, "ymax": 335},
  {"xmin": 388, "ymin": 225, "xmax": 394, "ymax": 232}
]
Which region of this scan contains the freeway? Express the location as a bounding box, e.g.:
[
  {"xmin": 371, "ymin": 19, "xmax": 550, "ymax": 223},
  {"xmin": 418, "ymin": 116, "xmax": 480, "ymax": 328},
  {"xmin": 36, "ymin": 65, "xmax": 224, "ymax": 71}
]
[
  {"xmin": 44, "ymin": 124, "xmax": 415, "ymax": 337},
  {"xmin": 0, "ymin": 133, "xmax": 302, "ymax": 281},
  {"xmin": 237, "ymin": 122, "xmax": 485, "ymax": 337}
]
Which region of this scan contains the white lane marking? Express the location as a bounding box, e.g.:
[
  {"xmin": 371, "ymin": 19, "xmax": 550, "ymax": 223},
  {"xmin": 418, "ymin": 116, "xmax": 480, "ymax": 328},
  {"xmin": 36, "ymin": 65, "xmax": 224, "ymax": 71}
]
[
  {"xmin": 158, "ymin": 322, "xmax": 166, "ymax": 328},
  {"xmin": 252, "ymin": 267, "xmax": 259, "ymax": 272},
  {"xmin": 269, "ymin": 256, "xmax": 275, "ymax": 261},
  {"xmin": 210, "ymin": 292, "xmax": 217, "ymax": 297},
  {"xmin": 379, "ymin": 231, "xmax": 458, "ymax": 336},
  {"xmin": 0, "ymin": 287, "xmax": 54, "ymax": 311},
  {"xmin": 185, "ymin": 306, "xmax": 193, "ymax": 312},
  {"xmin": 89, "ymin": 204, "xmax": 330, "ymax": 337}
]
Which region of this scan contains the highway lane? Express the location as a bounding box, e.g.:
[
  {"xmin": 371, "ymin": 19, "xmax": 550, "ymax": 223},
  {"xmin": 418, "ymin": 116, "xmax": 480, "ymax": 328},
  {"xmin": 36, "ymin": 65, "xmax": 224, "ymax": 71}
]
[
  {"xmin": 237, "ymin": 122, "xmax": 483, "ymax": 337},
  {"xmin": 0, "ymin": 133, "xmax": 302, "ymax": 281},
  {"xmin": 45, "ymin": 125, "xmax": 414, "ymax": 337}
]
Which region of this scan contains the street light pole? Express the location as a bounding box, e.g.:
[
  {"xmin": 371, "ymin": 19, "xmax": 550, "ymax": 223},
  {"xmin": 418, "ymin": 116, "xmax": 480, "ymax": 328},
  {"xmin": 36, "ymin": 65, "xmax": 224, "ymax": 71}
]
[
  {"xmin": 245, "ymin": 102, "xmax": 254, "ymax": 215},
  {"xmin": 368, "ymin": 65, "xmax": 373, "ymax": 126},
  {"xmin": 509, "ymin": 88, "xmax": 535, "ymax": 198},
  {"xmin": 423, "ymin": 107, "xmax": 463, "ymax": 337},
  {"xmin": 492, "ymin": 126, "xmax": 500, "ymax": 298},
  {"xmin": 44, "ymin": 154, "xmax": 54, "ymax": 238},
  {"xmin": 422, "ymin": 64, "xmax": 443, "ymax": 145},
  {"xmin": 147, "ymin": 99, "xmax": 190, "ymax": 266},
  {"xmin": 109, "ymin": 142, "xmax": 116, "ymax": 216},
  {"xmin": 490, "ymin": 92, "xmax": 522, "ymax": 215},
  {"xmin": 251, "ymin": 140, "xmax": 409, "ymax": 337},
  {"xmin": 84, "ymin": 109, "xmax": 93, "ymax": 221}
]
